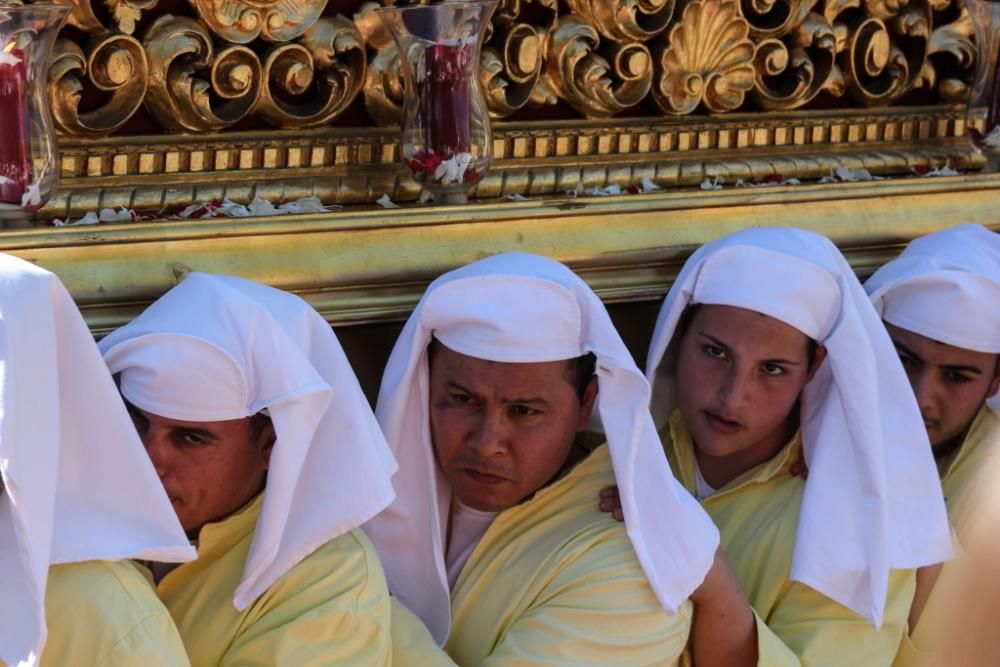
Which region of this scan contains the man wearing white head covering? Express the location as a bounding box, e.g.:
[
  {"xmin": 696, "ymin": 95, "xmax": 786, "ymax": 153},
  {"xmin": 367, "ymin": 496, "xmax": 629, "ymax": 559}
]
[
  {"xmin": 864, "ymin": 224, "xmax": 1000, "ymax": 667},
  {"xmin": 365, "ymin": 251, "xmax": 724, "ymax": 665},
  {"xmin": 98, "ymin": 273, "xmax": 398, "ymax": 667},
  {"xmin": 0, "ymin": 254, "xmax": 195, "ymax": 667},
  {"xmin": 644, "ymin": 227, "xmax": 952, "ymax": 666}
]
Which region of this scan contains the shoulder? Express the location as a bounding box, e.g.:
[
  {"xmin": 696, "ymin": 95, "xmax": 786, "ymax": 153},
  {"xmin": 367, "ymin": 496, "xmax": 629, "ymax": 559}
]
[
  {"xmin": 44, "ymin": 561, "xmax": 185, "ymax": 667},
  {"xmin": 255, "ymin": 528, "xmax": 389, "ymax": 615},
  {"xmin": 47, "ymin": 560, "xmax": 168, "ymax": 622}
]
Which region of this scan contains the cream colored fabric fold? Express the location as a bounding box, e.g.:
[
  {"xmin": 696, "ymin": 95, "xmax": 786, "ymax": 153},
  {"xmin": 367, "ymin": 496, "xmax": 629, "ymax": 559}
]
[
  {"xmin": 365, "ymin": 251, "xmax": 719, "ymax": 645},
  {"xmin": 99, "ymin": 273, "xmax": 396, "ymax": 611},
  {"xmin": 645, "ymin": 227, "xmax": 952, "ymax": 627},
  {"xmin": 0, "ymin": 255, "xmax": 194, "ymax": 667}
]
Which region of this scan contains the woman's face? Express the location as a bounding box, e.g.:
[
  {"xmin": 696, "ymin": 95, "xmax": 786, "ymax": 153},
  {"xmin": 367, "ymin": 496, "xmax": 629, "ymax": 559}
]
[{"xmin": 674, "ymin": 304, "xmax": 823, "ymax": 481}]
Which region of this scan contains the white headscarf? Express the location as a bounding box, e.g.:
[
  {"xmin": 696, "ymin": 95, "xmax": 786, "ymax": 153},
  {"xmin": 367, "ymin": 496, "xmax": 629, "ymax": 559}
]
[
  {"xmin": 865, "ymin": 224, "xmax": 1000, "ymax": 412},
  {"xmin": 0, "ymin": 254, "xmax": 194, "ymax": 667},
  {"xmin": 645, "ymin": 227, "xmax": 953, "ymax": 627},
  {"xmin": 364, "ymin": 251, "xmax": 719, "ymax": 645},
  {"xmin": 99, "ymin": 273, "xmax": 397, "ymax": 611}
]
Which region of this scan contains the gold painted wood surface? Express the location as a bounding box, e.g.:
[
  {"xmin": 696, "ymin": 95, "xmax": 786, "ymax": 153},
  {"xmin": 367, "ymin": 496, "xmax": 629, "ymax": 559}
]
[
  {"xmin": 11, "ymin": 173, "xmax": 1000, "ymax": 334},
  {"xmin": 42, "ymin": 105, "xmax": 979, "ymax": 217}
]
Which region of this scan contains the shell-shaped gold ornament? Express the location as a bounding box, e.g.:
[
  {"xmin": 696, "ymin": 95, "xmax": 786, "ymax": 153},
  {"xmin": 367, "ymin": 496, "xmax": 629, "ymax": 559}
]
[{"xmin": 653, "ymin": 0, "xmax": 755, "ymax": 114}]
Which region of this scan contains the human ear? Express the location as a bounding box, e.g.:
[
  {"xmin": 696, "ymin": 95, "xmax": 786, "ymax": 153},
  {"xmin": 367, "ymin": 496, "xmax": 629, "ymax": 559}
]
[
  {"xmin": 576, "ymin": 376, "xmax": 599, "ymax": 431},
  {"xmin": 805, "ymin": 346, "xmax": 828, "ymax": 383},
  {"xmin": 256, "ymin": 422, "xmax": 277, "ymax": 471},
  {"xmin": 987, "ymin": 357, "xmax": 1000, "ymax": 399}
]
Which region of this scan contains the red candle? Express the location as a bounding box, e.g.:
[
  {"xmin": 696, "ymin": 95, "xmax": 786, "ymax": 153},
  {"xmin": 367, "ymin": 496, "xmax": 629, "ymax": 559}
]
[
  {"xmin": 0, "ymin": 47, "xmax": 31, "ymax": 207},
  {"xmin": 425, "ymin": 41, "xmax": 474, "ymax": 158}
]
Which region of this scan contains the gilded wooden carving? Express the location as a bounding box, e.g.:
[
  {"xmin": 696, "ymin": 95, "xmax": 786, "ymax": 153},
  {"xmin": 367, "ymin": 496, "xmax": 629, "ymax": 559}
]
[{"xmin": 46, "ymin": 0, "xmax": 977, "ymax": 134}]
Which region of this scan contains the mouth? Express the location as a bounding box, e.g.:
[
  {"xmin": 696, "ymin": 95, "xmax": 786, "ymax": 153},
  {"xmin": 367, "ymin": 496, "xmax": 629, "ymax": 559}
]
[
  {"xmin": 704, "ymin": 411, "xmax": 743, "ymax": 434},
  {"xmin": 923, "ymin": 419, "xmax": 940, "ymax": 431},
  {"xmin": 462, "ymin": 468, "xmax": 508, "ymax": 485}
]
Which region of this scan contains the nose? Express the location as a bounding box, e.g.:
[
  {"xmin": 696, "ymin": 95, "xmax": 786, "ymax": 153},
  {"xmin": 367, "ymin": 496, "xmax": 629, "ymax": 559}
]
[
  {"xmin": 467, "ymin": 410, "xmax": 509, "ymax": 458},
  {"xmin": 718, "ymin": 365, "xmax": 750, "ymax": 411},
  {"xmin": 910, "ymin": 369, "xmax": 938, "ymax": 418},
  {"xmin": 141, "ymin": 428, "xmax": 174, "ymax": 479}
]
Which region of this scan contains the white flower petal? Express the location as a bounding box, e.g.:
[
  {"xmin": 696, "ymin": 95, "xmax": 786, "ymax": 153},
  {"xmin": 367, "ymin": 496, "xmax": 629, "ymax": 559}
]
[{"xmin": 377, "ymin": 194, "xmax": 400, "ymax": 209}]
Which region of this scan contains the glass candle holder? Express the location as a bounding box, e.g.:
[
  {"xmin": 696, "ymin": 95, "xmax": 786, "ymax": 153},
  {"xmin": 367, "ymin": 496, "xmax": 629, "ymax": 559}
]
[
  {"xmin": 0, "ymin": 2, "xmax": 69, "ymax": 227},
  {"xmin": 377, "ymin": 0, "xmax": 497, "ymax": 205},
  {"xmin": 966, "ymin": 0, "xmax": 1000, "ymax": 169}
]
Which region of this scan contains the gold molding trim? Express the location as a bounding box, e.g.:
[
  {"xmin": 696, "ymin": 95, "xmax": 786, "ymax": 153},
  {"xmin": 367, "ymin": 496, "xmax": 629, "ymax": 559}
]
[
  {"xmin": 41, "ymin": 105, "xmax": 979, "ymax": 217},
  {"xmin": 13, "ymin": 173, "xmax": 1000, "ymax": 334}
]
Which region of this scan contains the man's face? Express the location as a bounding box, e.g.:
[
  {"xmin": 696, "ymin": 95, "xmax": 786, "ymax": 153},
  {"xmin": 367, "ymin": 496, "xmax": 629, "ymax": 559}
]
[
  {"xmin": 886, "ymin": 323, "xmax": 1000, "ymax": 452},
  {"xmin": 675, "ymin": 305, "xmax": 823, "ymax": 473},
  {"xmin": 128, "ymin": 405, "xmax": 274, "ymax": 536},
  {"xmin": 428, "ymin": 343, "xmax": 597, "ymax": 512}
]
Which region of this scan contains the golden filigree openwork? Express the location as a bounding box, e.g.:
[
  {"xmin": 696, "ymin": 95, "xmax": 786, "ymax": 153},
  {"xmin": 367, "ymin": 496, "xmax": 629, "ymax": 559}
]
[
  {"xmin": 653, "ymin": 0, "xmax": 755, "ymax": 114},
  {"xmin": 563, "ymin": 0, "xmax": 676, "ymax": 42},
  {"xmin": 144, "ymin": 15, "xmax": 262, "ymax": 132},
  {"xmin": 256, "ymin": 16, "xmax": 365, "ymax": 127},
  {"xmin": 49, "ymin": 34, "xmax": 149, "ymax": 135},
  {"xmin": 544, "ymin": 16, "xmax": 653, "ymax": 117},
  {"xmin": 751, "ymin": 13, "xmax": 838, "ymax": 109},
  {"xmin": 43, "ymin": 0, "xmax": 978, "ymax": 140},
  {"xmin": 481, "ymin": 0, "xmax": 557, "ymax": 118},
  {"xmin": 188, "ymin": 0, "xmax": 327, "ymax": 44}
]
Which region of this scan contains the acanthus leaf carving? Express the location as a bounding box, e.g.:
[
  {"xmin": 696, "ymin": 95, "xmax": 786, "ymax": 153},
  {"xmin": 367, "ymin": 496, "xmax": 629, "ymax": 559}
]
[
  {"xmin": 752, "ymin": 12, "xmax": 837, "ymax": 108},
  {"xmin": 188, "ymin": 0, "xmax": 327, "ymax": 44},
  {"xmin": 144, "ymin": 14, "xmax": 262, "ymax": 132},
  {"xmin": 563, "ymin": 0, "xmax": 676, "ymax": 42},
  {"xmin": 255, "ymin": 15, "xmax": 366, "ymax": 127},
  {"xmin": 543, "ymin": 15, "xmax": 652, "ymax": 117},
  {"xmin": 49, "ymin": 33, "xmax": 149, "ymax": 136}
]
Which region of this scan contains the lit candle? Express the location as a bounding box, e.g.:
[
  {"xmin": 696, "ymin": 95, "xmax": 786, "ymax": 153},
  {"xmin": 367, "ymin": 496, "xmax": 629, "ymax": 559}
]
[
  {"xmin": 425, "ymin": 39, "xmax": 474, "ymax": 159},
  {"xmin": 0, "ymin": 43, "xmax": 31, "ymax": 207}
]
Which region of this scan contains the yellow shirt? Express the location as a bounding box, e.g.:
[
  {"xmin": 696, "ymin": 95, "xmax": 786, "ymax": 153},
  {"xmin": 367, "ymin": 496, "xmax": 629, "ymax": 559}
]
[
  {"xmin": 157, "ymin": 494, "xmax": 392, "ymax": 667},
  {"xmin": 939, "ymin": 406, "xmax": 999, "ymax": 536},
  {"xmin": 664, "ymin": 412, "xmax": 915, "ymax": 667},
  {"xmin": 894, "ymin": 406, "xmax": 999, "ymax": 667},
  {"xmin": 389, "ymin": 597, "xmax": 458, "ymax": 667},
  {"xmin": 446, "ymin": 444, "xmax": 694, "ymax": 666},
  {"xmin": 1, "ymin": 560, "xmax": 190, "ymax": 667}
]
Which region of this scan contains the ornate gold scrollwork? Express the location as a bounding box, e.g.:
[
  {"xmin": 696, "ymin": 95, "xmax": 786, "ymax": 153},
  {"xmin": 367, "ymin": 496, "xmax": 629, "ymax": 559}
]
[
  {"xmin": 831, "ymin": 0, "xmax": 930, "ymax": 105},
  {"xmin": 49, "ymin": 33, "xmax": 149, "ymax": 136},
  {"xmin": 144, "ymin": 15, "xmax": 262, "ymax": 132},
  {"xmin": 543, "ymin": 16, "xmax": 652, "ymax": 117},
  {"xmin": 751, "ymin": 13, "xmax": 838, "ymax": 109},
  {"xmin": 927, "ymin": 7, "xmax": 975, "ymax": 101},
  {"xmin": 57, "ymin": 0, "xmax": 156, "ymax": 35},
  {"xmin": 188, "ymin": 0, "xmax": 327, "ymax": 44},
  {"xmin": 255, "ymin": 16, "xmax": 365, "ymax": 127},
  {"xmin": 652, "ymin": 0, "xmax": 755, "ymax": 114},
  {"xmin": 740, "ymin": 0, "xmax": 815, "ymax": 40},
  {"xmin": 481, "ymin": 0, "xmax": 556, "ymax": 118},
  {"xmin": 482, "ymin": 22, "xmax": 547, "ymax": 117},
  {"xmin": 563, "ymin": 0, "xmax": 675, "ymax": 42}
]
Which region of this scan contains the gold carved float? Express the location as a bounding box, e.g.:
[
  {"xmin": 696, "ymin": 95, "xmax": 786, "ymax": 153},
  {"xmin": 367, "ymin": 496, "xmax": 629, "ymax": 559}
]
[
  {"xmin": 39, "ymin": 0, "xmax": 981, "ymax": 218},
  {"xmin": 3, "ymin": 0, "xmax": 996, "ymax": 332}
]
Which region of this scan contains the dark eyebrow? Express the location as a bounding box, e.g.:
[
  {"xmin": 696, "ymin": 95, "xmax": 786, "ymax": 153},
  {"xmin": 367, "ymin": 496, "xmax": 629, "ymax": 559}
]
[
  {"xmin": 698, "ymin": 332, "xmax": 802, "ymax": 366},
  {"xmin": 445, "ymin": 381, "xmax": 549, "ymax": 406},
  {"xmin": 940, "ymin": 364, "xmax": 984, "ymax": 375},
  {"xmin": 892, "ymin": 340, "xmax": 922, "ymax": 362},
  {"xmin": 504, "ymin": 396, "xmax": 551, "ymax": 406}
]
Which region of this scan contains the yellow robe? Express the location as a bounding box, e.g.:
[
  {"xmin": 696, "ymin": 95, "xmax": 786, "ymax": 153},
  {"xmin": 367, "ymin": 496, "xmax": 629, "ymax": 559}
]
[
  {"xmin": 156, "ymin": 494, "xmax": 392, "ymax": 667},
  {"xmin": 894, "ymin": 406, "xmax": 999, "ymax": 667},
  {"xmin": 1, "ymin": 560, "xmax": 190, "ymax": 667},
  {"xmin": 664, "ymin": 412, "xmax": 915, "ymax": 667},
  {"xmin": 446, "ymin": 444, "xmax": 694, "ymax": 666}
]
